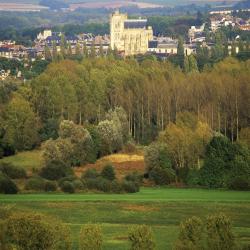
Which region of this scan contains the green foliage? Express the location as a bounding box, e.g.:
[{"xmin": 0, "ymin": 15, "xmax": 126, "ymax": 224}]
[
  {"xmin": 0, "ymin": 173, "xmax": 18, "ymax": 194},
  {"xmin": 145, "ymin": 143, "xmax": 175, "ymax": 185},
  {"xmin": 61, "ymin": 181, "xmax": 75, "ymax": 193},
  {"xmin": 101, "ymin": 164, "xmax": 116, "ymax": 181},
  {"xmin": 25, "ymin": 176, "xmax": 45, "ymax": 191},
  {"xmin": 3, "ymin": 95, "xmax": 39, "ymax": 151},
  {"xmin": 149, "ymin": 166, "xmax": 175, "ymax": 185},
  {"xmin": 125, "ymin": 172, "xmax": 142, "ymax": 185},
  {"xmin": 200, "ymin": 136, "xmax": 250, "ymax": 189},
  {"xmin": 83, "ymin": 168, "xmax": 99, "ymax": 179},
  {"xmin": 174, "ymin": 216, "xmax": 203, "ymax": 250},
  {"xmin": 122, "ymin": 180, "xmax": 140, "ymax": 193},
  {"xmin": 40, "ymin": 160, "xmax": 73, "ymax": 180},
  {"xmin": 128, "ymin": 225, "xmax": 155, "ymax": 250},
  {"xmin": 206, "ymin": 213, "xmax": 235, "ymax": 250},
  {"xmin": 0, "ymin": 162, "xmax": 26, "ymax": 179},
  {"xmin": 79, "ymin": 224, "xmax": 103, "ymax": 250},
  {"xmin": 44, "ymin": 180, "xmax": 57, "ymax": 192},
  {"xmin": 4, "ymin": 212, "xmax": 71, "ymax": 250},
  {"xmin": 175, "ymin": 213, "xmax": 235, "ymax": 250}
]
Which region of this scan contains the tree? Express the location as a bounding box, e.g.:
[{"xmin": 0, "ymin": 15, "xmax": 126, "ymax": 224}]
[
  {"xmin": 52, "ymin": 41, "xmax": 57, "ymax": 61},
  {"xmin": 3, "ymin": 95, "xmax": 39, "ymax": 151},
  {"xmin": 101, "ymin": 164, "xmax": 116, "ymax": 181},
  {"xmin": 79, "ymin": 224, "xmax": 103, "ymax": 250},
  {"xmin": 90, "ymin": 40, "xmax": 96, "ymax": 59},
  {"xmin": 97, "ymin": 119, "xmax": 123, "ymax": 156},
  {"xmin": 206, "ymin": 213, "xmax": 235, "ymax": 250},
  {"xmin": 4, "ymin": 212, "xmax": 71, "ymax": 250},
  {"xmin": 40, "ymin": 160, "xmax": 73, "ymax": 180},
  {"xmin": 174, "ymin": 216, "xmax": 203, "ymax": 250},
  {"xmin": 128, "ymin": 225, "xmax": 155, "ymax": 250},
  {"xmin": 177, "ymin": 37, "xmax": 185, "ymax": 68},
  {"xmin": 44, "ymin": 44, "xmax": 52, "ymax": 61},
  {"xmin": 42, "ymin": 138, "xmax": 73, "ymax": 166}
]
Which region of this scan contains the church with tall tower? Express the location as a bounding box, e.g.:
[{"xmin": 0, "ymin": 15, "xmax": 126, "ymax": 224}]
[{"xmin": 110, "ymin": 10, "xmax": 153, "ymax": 56}]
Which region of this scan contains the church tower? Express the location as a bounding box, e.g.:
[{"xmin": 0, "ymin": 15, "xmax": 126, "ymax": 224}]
[{"xmin": 110, "ymin": 10, "xmax": 127, "ymax": 51}]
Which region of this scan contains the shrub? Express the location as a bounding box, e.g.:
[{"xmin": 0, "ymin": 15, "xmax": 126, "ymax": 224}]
[
  {"xmin": 206, "ymin": 213, "xmax": 235, "ymax": 250},
  {"xmin": 40, "ymin": 160, "xmax": 73, "ymax": 180},
  {"xmin": 5, "ymin": 212, "xmax": 71, "ymax": 250},
  {"xmin": 82, "ymin": 168, "xmax": 99, "ymax": 179},
  {"xmin": 149, "ymin": 166, "xmax": 175, "ymax": 185},
  {"xmin": 96, "ymin": 177, "xmax": 111, "ymax": 192},
  {"xmin": 174, "ymin": 216, "xmax": 203, "ymax": 250},
  {"xmin": 58, "ymin": 175, "xmax": 77, "ymax": 187},
  {"xmin": 110, "ymin": 180, "xmax": 123, "ymax": 193},
  {"xmin": 123, "ymin": 141, "xmax": 137, "ymax": 154},
  {"xmin": 25, "ymin": 176, "xmax": 45, "ymax": 191},
  {"xmin": 61, "ymin": 181, "xmax": 75, "ymax": 193},
  {"xmin": 125, "ymin": 172, "xmax": 142, "ymax": 185},
  {"xmin": 0, "ymin": 162, "xmax": 26, "ymax": 179},
  {"xmin": 144, "ymin": 143, "xmax": 172, "ymax": 172},
  {"xmin": 101, "ymin": 164, "xmax": 116, "ymax": 181},
  {"xmin": 85, "ymin": 178, "xmax": 99, "ymax": 190},
  {"xmin": 228, "ymin": 176, "xmax": 250, "ymax": 190},
  {"xmin": 79, "ymin": 224, "xmax": 103, "ymax": 250},
  {"xmin": 72, "ymin": 179, "xmax": 85, "ymax": 190},
  {"xmin": 44, "ymin": 181, "xmax": 57, "ymax": 192},
  {"xmin": 122, "ymin": 180, "xmax": 140, "ymax": 193},
  {"xmin": 0, "ymin": 173, "xmax": 18, "ymax": 194},
  {"xmin": 128, "ymin": 225, "xmax": 155, "ymax": 250},
  {"xmin": 186, "ymin": 169, "xmax": 202, "ymax": 186}
]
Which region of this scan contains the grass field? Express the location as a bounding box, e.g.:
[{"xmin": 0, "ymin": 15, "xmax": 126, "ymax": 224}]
[
  {"xmin": 1, "ymin": 188, "xmax": 250, "ymax": 249},
  {"xmin": 0, "ymin": 150, "xmax": 42, "ymax": 171}
]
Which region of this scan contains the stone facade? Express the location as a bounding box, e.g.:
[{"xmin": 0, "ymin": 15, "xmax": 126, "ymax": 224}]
[{"xmin": 110, "ymin": 11, "xmax": 153, "ymax": 56}]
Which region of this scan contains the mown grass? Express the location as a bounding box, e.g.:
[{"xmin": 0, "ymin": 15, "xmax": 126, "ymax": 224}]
[{"xmin": 1, "ymin": 188, "xmax": 250, "ymax": 249}]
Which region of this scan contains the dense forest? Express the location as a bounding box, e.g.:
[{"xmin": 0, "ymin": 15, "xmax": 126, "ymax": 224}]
[{"xmin": 0, "ymin": 55, "xmax": 250, "ymax": 191}]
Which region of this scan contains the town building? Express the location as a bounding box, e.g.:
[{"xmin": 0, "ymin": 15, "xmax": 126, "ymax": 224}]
[{"xmin": 110, "ymin": 10, "xmax": 153, "ymax": 56}]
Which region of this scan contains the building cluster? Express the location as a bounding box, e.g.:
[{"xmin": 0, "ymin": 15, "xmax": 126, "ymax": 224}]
[{"xmin": 0, "ymin": 10, "xmax": 249, "ymax": 67}]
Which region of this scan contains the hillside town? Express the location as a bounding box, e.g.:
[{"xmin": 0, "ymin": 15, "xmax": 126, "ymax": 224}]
[{"xmin": 0, "ymin": 9, "xmax": 249, "ymax": 80}]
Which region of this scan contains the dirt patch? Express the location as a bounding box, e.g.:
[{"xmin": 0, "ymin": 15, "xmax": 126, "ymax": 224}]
[
  {"xmin": 46, "ymin": 202, "xmax": 75, "ymax": 209},
  {"xmin": 74, "ymin": 154, "xmax": 145, "ymax": 180},
  {"xmin": 122, "ymin": 204, "xmax": 159, "ymax": 212}
]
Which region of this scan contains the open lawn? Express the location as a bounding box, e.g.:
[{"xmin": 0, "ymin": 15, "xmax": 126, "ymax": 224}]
[{"xmin": 1, "ymin": 188, "xmax": 250, "ymax": 249}]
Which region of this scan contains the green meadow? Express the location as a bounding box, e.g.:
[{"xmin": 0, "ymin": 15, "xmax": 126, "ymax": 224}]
[{"xmin": 1, "ymin": 188, "xmax": 250, "ymax": 250}]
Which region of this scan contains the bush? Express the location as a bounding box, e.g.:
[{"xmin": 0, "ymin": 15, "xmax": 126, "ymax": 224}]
[
  {"xmin": 122, "ymin": 180, "xmax": 140, "ymax": 193},
  {"xmin": 61, "ymin": 181, "xmax": 75, "ymax": 193},
  {"xmin": 0, "ymin": 173, "xmax": 18, "ymax": 194},
  {"xmin": 101, "ymin": 164, "xmax": 116, "ymax": 181},
  {"xmin": 82, "ymin": 168, "xmax": 99, "ymax": 179},
  {"xmin": 228, "ymin": 176, "xmax": 250, "ymax": 190},
  {"xmin": 96, "ymin": 177, "xmax": 111, "ymax": 192},
  {"xmin": 79, "ymin": 224, "xmax": 103, "ymax": 250},
  {"xmin": 44, "ymin": 181, "xmax": 57, "ymax": 192},
  {"xmin": 40, "ymin": 160, "xmax": 73, "ymax": 180},
  {"xmin": 110, "ymin": 180, "xmax": 123, "ymax": 193},
  {"xmin": 125, "ymin": 172, "xmax": 142, "ymax": 185},
  {"xmin": 123, "ymin": 141, "xmax": 137, "ymax": 154},
  {"xmin": 85, "ymin": 178, "xmax": 100, "ymax": 190},
  {"xmin": 206, "ymin": 213, "xmax": 235, "ymax": 250},
  {"xmin": 0, "ymin": 162, "xmax": 26, "ymax": 179},
  {"xmin": 25, "ymin": 176, "xmax": 46, "ymax": 191},
  {"xmin": 149, "ymin": 166, "xmax": 175, "ymax": 185},
  {"xmin": 128, "ymin": 225, "xmax": 155, "ymax": 250},
  {"xmin": 174, "ymin": 216, "xmax": 203, "ymax": 250},
  {"xmin": 72, "ymin": 179, "xmax": 85, "ymax": 190},
  {"xmin": 186, "ymin": 169, "xmax": 202, "ymax": 186},
  {"xmin": 4, "ymin": 212, "xmax": 71, "ymax": 250},
  {"xmin": 58, "ymin": 175, "xmax": 77, "ymax": 187}
]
